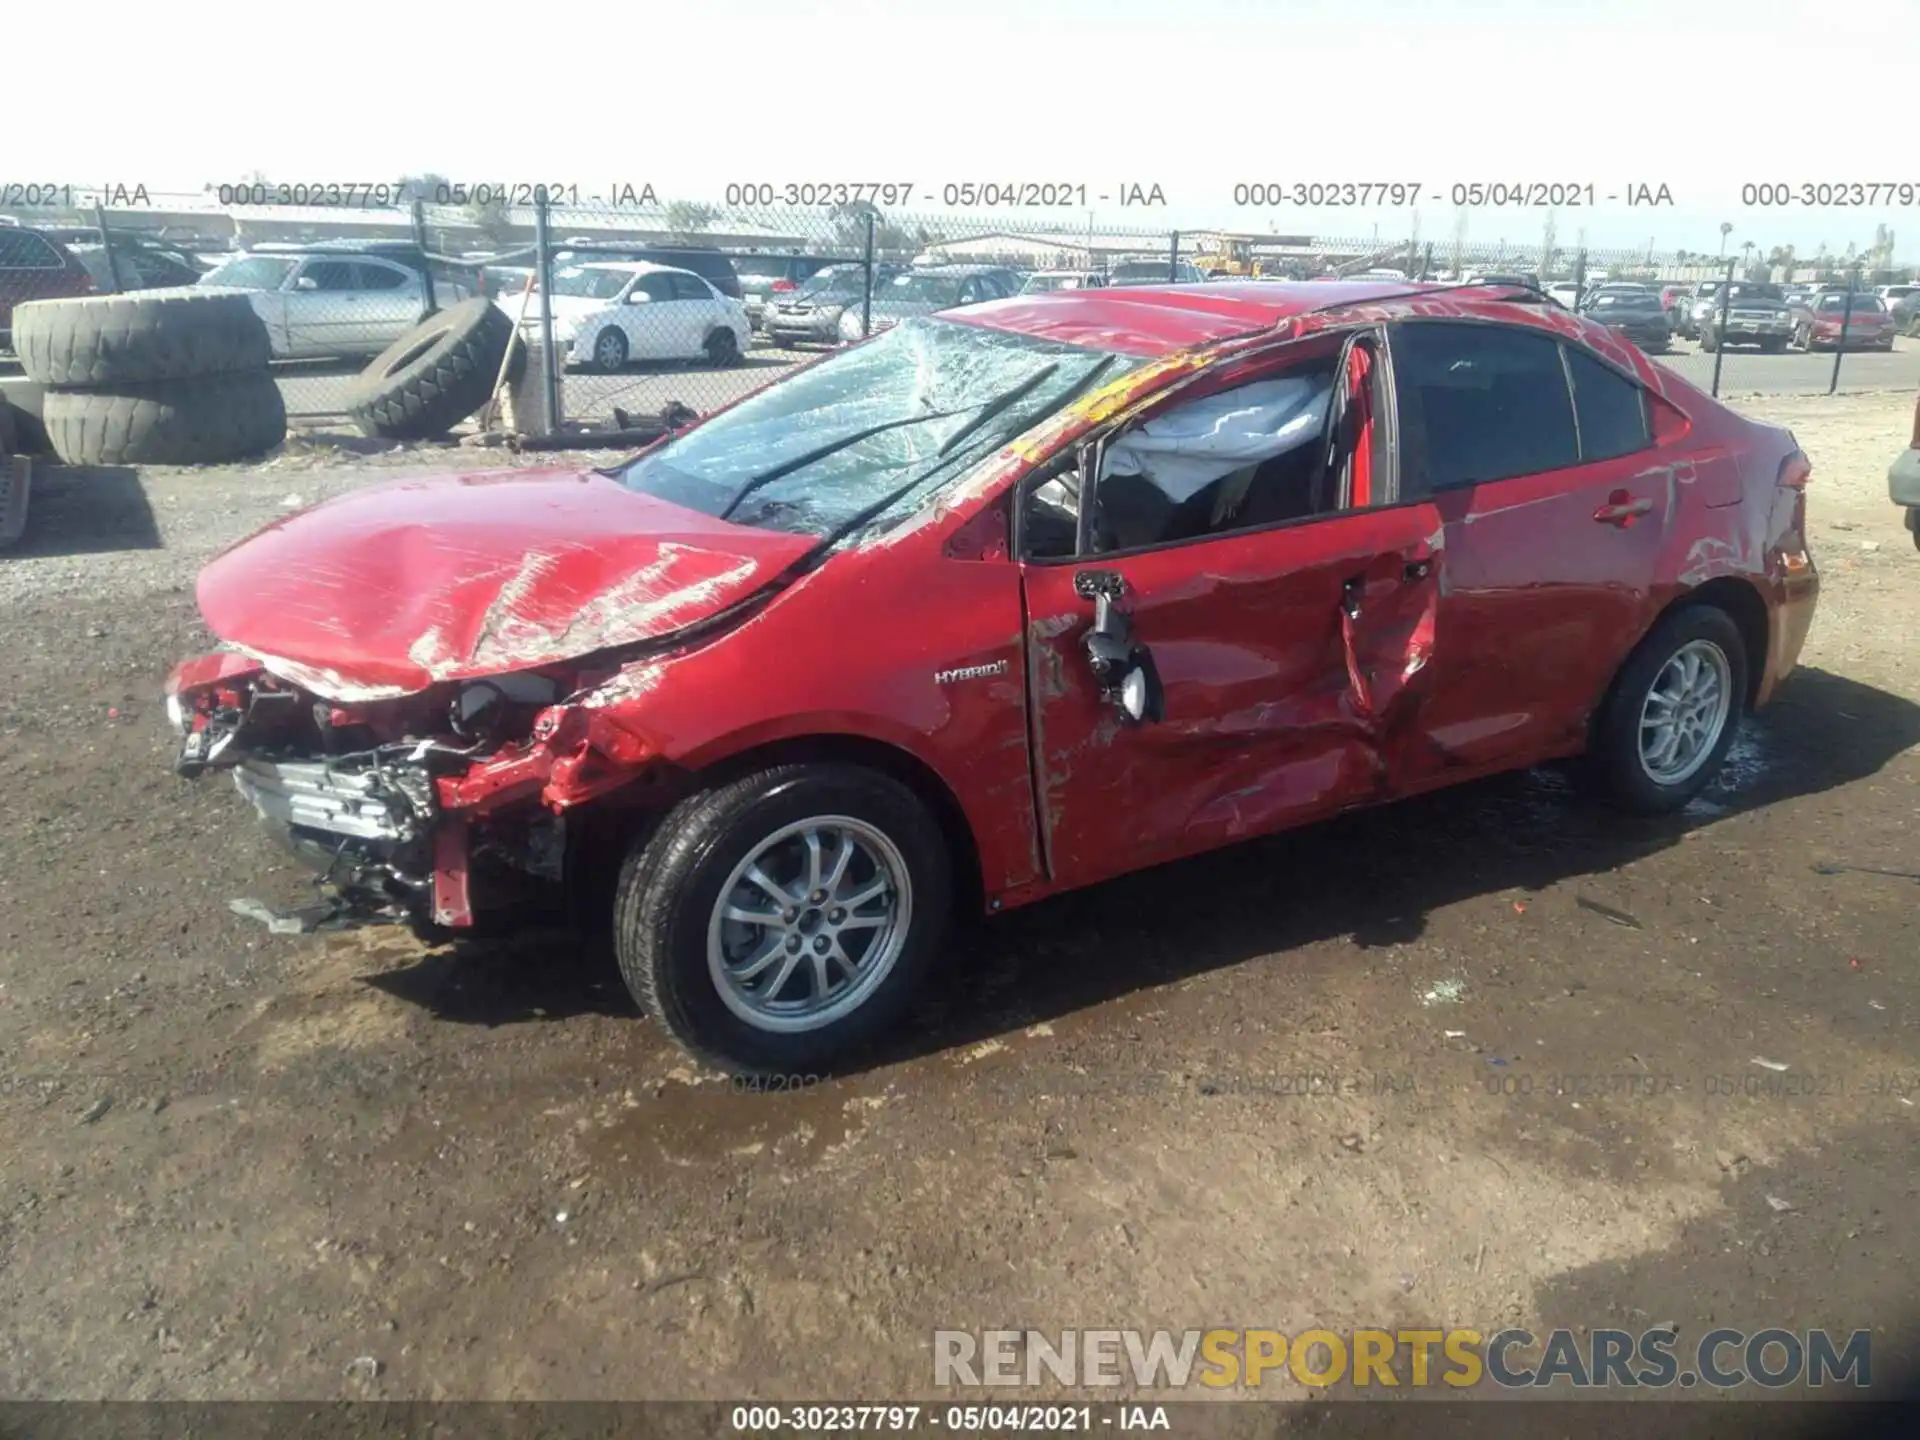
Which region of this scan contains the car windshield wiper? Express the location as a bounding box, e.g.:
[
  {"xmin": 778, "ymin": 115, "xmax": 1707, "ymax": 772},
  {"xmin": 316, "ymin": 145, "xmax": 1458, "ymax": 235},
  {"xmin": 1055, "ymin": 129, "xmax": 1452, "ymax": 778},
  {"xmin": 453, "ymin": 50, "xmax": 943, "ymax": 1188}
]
[
  {"xmin": 934, "ymin": 361, "xmax": 1064, "ymax": 459},
  {"xmin": 714, "ymin": 405, "xmax": 971, "ymax": 521}
]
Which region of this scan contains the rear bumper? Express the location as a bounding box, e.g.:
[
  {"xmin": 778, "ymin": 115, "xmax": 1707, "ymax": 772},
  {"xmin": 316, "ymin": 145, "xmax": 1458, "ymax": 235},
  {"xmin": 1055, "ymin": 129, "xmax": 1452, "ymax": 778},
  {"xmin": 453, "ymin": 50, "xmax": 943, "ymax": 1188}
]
[{"xmin": 1890, "ymin": 447, "xmax": 1920, "ymax": 507}]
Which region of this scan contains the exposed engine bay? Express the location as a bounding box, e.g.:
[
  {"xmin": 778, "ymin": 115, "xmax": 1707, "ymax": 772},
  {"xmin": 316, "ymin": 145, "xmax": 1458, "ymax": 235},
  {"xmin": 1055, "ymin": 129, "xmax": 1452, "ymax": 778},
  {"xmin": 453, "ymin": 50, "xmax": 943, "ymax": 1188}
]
[{"xmin": 167, "ymin": 654, "xmax": 666, "ymax": 930}]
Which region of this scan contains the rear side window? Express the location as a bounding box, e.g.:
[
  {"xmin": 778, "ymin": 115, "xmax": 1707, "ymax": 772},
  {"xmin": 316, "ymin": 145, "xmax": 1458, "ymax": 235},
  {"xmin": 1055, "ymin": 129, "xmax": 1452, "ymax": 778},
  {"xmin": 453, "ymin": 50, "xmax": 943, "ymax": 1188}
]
[
  {"xmin": 668, "ymin": 273, "xmax": 713, "ymax": 302},
  {"xmin": 1391, "ymin": 322, "xmax": 1578, "ymax": 495},
  {"xmin": 1564, "ymin": 347, "xmax": 1651, "ymax": 461},
  {"xmin": 0, "ymin": 231, "xmax": 64, "ymax": 268}
]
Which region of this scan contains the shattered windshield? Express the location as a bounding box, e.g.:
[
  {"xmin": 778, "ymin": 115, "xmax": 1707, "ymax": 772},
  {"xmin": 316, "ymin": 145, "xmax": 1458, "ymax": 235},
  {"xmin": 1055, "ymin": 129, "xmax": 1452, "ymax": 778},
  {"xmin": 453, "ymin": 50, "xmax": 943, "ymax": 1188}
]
[{"xmin": 616, "ymin": 317, "xmax": 1137, "ymax": 541}]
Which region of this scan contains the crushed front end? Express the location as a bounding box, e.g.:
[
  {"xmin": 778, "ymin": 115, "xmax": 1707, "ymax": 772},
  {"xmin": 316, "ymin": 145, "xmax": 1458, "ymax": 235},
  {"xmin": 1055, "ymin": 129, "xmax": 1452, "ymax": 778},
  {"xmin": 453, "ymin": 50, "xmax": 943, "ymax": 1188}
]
[{"xmin": 165, "ymin": 651, "xmax": 664, "ymax": 932}]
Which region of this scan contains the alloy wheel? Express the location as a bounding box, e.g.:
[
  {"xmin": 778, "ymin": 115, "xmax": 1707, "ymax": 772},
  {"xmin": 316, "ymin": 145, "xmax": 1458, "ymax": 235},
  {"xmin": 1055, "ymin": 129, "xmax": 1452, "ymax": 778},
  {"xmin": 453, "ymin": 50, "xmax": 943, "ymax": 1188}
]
[
  {"xmin": 1637, "ymin": 639, "xmax": 1733, "ymax": 786},
  {"xmin": 706, "ymin": 816, "xmax": 912, "ymax": 1033}
]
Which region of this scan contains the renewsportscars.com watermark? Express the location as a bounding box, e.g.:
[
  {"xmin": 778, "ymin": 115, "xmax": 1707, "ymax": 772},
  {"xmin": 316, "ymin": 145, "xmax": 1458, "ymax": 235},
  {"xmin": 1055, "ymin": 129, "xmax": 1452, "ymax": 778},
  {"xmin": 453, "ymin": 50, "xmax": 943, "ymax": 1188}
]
[{"xmin": 933, "ymin": 1327, "xmax": 1872, "ymax": 1391}]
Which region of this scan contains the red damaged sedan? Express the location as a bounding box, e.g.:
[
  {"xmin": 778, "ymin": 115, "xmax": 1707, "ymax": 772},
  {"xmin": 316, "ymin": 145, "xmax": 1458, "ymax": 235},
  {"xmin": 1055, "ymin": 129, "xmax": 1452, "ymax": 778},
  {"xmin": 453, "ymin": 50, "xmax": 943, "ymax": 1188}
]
[{"xmin": 166, "ymin": 280, "xmax": 1820, "ymax": 1074}]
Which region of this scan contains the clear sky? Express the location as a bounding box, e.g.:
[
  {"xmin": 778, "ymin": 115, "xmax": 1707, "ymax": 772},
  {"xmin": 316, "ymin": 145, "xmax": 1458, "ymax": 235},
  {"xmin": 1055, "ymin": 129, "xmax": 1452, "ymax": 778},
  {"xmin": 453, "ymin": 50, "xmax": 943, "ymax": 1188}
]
[{"xmin": 14, "ymin": 0, "xmax": 1915, "ymax": 259}]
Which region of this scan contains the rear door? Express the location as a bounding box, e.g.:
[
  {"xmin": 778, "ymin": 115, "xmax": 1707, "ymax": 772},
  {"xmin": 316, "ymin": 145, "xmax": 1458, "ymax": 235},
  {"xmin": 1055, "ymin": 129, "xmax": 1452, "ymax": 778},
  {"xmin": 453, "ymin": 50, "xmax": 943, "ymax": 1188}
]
[
  {"xmin": 626, "ymin": 271, "xmax": 691, "ymax": 358},
  {"xmin": 668, "ymin": 272, "xmax": 725, "ymax": 354},
  {"xmin": 351, "ymin": 259, "xmax": 426, "ymax": 347},
  {"xmin": 283, "ymin": 258, "xmax": 362, "ymax": 356},
  {"xmin": 1386, "ymin": 319, "xmax": 1673, "ymax": 776}
]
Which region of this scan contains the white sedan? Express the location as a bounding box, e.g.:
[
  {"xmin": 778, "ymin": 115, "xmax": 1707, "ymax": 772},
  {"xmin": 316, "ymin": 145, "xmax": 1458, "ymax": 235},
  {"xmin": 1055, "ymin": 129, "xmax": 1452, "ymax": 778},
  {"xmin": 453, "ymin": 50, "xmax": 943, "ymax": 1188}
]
[{"xmin": 493, "ymin": 261, "xmax": 751, "ymax": 371}]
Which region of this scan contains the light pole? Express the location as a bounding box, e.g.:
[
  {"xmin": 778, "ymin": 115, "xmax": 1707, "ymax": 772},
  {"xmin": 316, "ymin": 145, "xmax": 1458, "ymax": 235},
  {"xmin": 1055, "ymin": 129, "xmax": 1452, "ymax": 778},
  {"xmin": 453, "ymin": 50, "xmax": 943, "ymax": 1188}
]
[{"xmin": 1719, "ymin": 221, "xmax": 1733, "ymax": 257}]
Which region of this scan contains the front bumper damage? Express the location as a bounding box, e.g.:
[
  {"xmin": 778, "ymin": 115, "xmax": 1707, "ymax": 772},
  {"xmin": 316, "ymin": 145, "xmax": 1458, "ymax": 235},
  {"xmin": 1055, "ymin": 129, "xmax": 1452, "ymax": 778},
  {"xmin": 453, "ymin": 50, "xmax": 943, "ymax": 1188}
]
[{"xmin": 166, "ymin": 654, "xmax": 663, "ymax": 931}]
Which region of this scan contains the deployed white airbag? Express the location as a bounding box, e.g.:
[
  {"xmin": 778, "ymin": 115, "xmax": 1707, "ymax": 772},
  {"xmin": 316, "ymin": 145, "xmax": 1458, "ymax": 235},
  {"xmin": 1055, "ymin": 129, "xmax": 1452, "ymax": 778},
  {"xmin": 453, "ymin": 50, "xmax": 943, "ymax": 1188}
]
[{"xmin": 1101, "ymin": 374, "xmax": 1334, "ymax": 503}]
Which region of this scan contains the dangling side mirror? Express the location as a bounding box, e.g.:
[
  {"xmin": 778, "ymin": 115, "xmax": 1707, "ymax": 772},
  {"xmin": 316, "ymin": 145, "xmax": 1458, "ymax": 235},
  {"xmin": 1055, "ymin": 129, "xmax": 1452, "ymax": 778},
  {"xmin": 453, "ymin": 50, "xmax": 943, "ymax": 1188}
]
[{"xmin": 1073, "ymin": 569, "xmax": 1162, "ymax": 724}]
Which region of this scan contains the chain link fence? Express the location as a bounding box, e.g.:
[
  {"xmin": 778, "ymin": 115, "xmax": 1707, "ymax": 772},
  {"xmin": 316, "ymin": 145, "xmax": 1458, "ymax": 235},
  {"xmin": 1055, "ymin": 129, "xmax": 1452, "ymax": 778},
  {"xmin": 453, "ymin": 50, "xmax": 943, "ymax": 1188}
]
[{"xmin": 5, "ymin": 191, "xmax": 1919, "ymax": 427}]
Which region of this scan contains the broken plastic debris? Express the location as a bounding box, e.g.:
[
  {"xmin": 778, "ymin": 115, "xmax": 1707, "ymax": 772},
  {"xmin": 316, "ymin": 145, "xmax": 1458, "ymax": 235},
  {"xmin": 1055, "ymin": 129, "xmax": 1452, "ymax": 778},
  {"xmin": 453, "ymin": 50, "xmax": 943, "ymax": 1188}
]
[
  {"xmin": 1420, "ymin": 977, "xmax": 1467, "ymax": 1007},
  {"xmin": 1575, "ymin": 896, "xmax": 1642, "ymax": 929},
  {"xmin": 1444, "ymin": 1030, "xmax": 1467, "ymax": 1039},
  {"xmin": 1868, "ymin": 1001, "xmax": 1887, "ymax": 1011},
  {"xmin": 227, "ymin": 896, "xmax": 356, "ymax": 935},
  {"xmin": 228, "ymin": 898, "xmax": 315, "ymax": 935},
  {"xmin": 343, "ymin": 1356, "xmax": 382, "ymax": 1381},
  {"xmin": 1750, "ymin": 1057, "xmax": 1790, "ymax": 1073},
  {"xmin": 1765, "ymin": 1196, "xmax": 1793, "ymax": 1213}
]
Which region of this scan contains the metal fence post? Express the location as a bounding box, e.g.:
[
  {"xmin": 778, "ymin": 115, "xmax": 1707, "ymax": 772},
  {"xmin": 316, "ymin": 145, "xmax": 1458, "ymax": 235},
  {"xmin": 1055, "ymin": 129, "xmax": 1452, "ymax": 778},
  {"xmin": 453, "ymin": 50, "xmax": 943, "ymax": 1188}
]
[
  {"xmin": 1420, "ymin": 242, "xmax": 1433, "ymax": 281},
  {"xmin": 1710, "ymin": 258, "xmax": 1734, "ymax": 398},
  {"xmin": 533, "ymin": 189, "xmax": 560, "ymax": 434},
  {"xmin": 1830, "ymin": 263, "xmax": 1859, "ymax": 395},
  {"xmin": 1168, "ymin": 230, "xmax": 1180, "ymax": 282},
  {"xmin": 861, "ymin": 209, "xmax": 875, "ymax": 340},
  {"xmin": 93, "ymin": 200, "xmax": 125, "ymax": 294},
  {"xmin": 412, "ymin": 198, "xmax": 437, "ymax": 318},
  {"xmin": 1572, "ymin": 249, "xmax": 1586, "ymax": 310}
]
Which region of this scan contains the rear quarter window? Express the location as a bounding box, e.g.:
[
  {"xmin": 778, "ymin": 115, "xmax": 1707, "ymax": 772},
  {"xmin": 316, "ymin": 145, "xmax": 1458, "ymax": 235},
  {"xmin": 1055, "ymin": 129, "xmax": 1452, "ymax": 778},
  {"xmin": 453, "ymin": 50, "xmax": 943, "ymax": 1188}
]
[{"xmin": 1564, "ymin": 347, "xmax": 1651, "ymax": 462}]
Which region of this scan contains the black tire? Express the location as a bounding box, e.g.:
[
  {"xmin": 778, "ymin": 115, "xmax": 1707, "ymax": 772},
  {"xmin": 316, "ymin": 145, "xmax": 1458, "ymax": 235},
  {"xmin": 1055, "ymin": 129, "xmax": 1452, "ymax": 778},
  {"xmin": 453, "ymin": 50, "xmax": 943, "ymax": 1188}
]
[
  {"xmin": 12, "ymin": 291, "xmax": 272, "ymax": 387},
  {"xmin": 704, "ymin": 328, "xmax": 741, "ymax": 367},
  {"xmin": 1698, "ymin": 328, "xmax": 1718, "ymax": 352},
  {"xmin": 1795, "ymin": 324, "xmax": 1814, "ymax": 352},
  {"xmin": 613, "ymin": 763, "xmax": 951, "ymax": 1075},
  {"xmin": 41, "ymin": 373, "xmax": 286, "ymax": 466},
  {"xmin": 588, "ymin": 326, "xmax": 628, "ymax": 372},
  {"xmin": 343, "ymin": 298, "xmax": 512, "ymax": 441},
  {"xmin": 1587, "ymin": 604, "xmax": 1749, "ymax": 814}
]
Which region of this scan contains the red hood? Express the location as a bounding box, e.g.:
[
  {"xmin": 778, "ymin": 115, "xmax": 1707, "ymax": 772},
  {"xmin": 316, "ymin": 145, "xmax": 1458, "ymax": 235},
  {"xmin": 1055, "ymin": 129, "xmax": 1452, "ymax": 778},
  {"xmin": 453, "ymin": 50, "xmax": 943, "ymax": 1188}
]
[{"xmin": 196, "ymin": 467, "xmax": 815, "ymax": 699}]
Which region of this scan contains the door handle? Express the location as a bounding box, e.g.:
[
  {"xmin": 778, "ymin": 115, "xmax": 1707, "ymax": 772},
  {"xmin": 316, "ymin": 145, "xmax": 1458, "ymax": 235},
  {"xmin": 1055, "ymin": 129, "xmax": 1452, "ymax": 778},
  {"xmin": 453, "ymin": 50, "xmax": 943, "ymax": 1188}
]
[{"xmin": 1593, "ymin": 492, "xmax": 1653, "ymax": 525}]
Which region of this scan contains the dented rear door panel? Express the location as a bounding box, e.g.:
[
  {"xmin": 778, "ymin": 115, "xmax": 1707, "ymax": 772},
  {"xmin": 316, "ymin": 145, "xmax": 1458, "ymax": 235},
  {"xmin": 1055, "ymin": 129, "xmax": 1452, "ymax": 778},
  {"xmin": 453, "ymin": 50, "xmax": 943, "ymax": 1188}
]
[
  {"xmin": 1412, "ymin": 451, "xmax": 1676, "ymax": 773},
  {"xmin": 1020, "ymin": 504, "xmax": 1443, "ymax": 893}
]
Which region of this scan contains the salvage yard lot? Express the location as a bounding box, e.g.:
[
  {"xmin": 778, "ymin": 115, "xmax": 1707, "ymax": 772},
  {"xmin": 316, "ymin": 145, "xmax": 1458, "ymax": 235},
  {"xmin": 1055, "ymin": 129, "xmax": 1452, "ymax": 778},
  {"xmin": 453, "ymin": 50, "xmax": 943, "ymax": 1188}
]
[{"xmin": 0, "ymin": 392, "xmax": 1916, "ymax": 1400}]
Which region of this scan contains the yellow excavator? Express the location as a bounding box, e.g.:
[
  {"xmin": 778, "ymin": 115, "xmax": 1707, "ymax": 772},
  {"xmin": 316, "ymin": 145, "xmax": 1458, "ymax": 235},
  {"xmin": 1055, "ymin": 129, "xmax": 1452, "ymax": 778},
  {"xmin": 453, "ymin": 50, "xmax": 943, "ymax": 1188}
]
[{"xmin": 1194, "ymin": 235, "xmax": 1261, "ymax": 278}]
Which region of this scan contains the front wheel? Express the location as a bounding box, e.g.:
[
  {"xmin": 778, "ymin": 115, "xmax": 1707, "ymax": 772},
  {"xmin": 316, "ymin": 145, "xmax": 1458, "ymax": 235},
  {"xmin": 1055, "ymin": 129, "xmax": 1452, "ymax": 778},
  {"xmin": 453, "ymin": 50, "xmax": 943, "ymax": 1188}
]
[
  {"xmin": 590, "ymin": 327, "xmax": 628, "ymax": 372},
  {"xmin": 613, "ymin": 764, "xmax": 952, "ymax": 1075},
  {"xmin": 1699, "ymin": 329, "xmax": 1718, "ymax": 352},
  {"xmin": 1587, "ymin": 605, "xmax": 1748, "ymax": 814}
]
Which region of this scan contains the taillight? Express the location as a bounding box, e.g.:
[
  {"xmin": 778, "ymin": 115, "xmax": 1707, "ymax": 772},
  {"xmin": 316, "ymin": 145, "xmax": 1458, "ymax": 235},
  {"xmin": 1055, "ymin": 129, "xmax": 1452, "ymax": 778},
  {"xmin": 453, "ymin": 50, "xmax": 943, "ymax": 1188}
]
[
  {"xmin": 1777, "ymin": 450, "xmax": 1811, "ymax": 489},
  {"xmin": 771, "ymin": 279, "xmax": 796, "ymax": 292}
]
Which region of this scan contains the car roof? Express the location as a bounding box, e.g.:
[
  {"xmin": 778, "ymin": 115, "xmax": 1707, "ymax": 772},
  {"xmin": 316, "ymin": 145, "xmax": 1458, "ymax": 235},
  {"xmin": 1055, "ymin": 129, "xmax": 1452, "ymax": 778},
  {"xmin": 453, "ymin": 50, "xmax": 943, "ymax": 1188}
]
[
  {"xmin": 554, "ymin": 259, "xmax": 682, "ymax": 275},
  {"xmin": 945, "ymin": 280, "xmax": 1545, "ymax": 356}
]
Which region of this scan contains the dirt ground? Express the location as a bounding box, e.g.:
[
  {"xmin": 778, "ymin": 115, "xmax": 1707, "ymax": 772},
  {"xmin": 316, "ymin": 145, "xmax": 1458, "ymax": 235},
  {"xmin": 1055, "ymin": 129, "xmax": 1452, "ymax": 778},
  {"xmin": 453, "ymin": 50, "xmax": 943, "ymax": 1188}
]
[{"xmin": 0, "ymin": 398, "xmax": 1915, "ymax": 1406}]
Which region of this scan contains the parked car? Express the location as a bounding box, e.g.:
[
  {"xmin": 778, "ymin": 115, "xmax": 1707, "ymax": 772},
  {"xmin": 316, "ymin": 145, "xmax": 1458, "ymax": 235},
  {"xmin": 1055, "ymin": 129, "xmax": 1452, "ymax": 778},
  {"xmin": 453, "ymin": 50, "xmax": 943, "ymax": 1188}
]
[
  {"xmin": 765, "ymin": 264, "xmax": 1012, "ymax": 346},
  {"xmin": 1693, "ymin": 282, "xmax": 1793, "ymax": 352},
  {"xmin": 1580, "ymin": 287, "xmax": 1672, "ymax": 352},
  {"xmin": 762, "ymin": 263, "xmax": 902, "ymax": 347},
  {"xmin": 489, "ymin": 260, "xmax": 751, "ymax": 370},
  {"xmin": 861, "ymin": 266, "xmax": 1022, "ymax": 337},
  {"xmin": 0, "ymin": 226, "xmax": 94, "ymax": 349},
  {"xmin": 1891, "ymin": 390, "xmax": 1920, "ymax": 551},
  {"xmin": 1022, "ymin": 271, "xmax": 1108, "ymax": 294},
  {"xmin": 1895, "ymin": 293, "xmax": 1920, "ymax": 337},
  {"xmin": 1874, "ymin": 283, "xmax": 1918, "ymax": 308},
  {"xmin": 1673, "ymin": 280, "xmax": 1725, "ymax": 339},
  {"xmin": 196, "ymin": 250, "xmax": 449, "ymax": 360},
  {"xmin": 1546, "ymin": 282, "xmax": 1582, "ymax": 308},
  {"xmin": 1790, "ymin": 291, "xmax": 1896, "ymax": 352},
  {"xmin": 66, "ymin": 239, "xmax": 207, "ymax": 292},
  {"xmin": 733, "ymin": 253, "xmax": 850, "ymax": 330},
  {"xmin": 1107, "ymin": 258, "xmax": 1207, "ymax": 286},
  {"xmin": 553, "ymin": 244, "xmax": 743, "ymax": 299},
  {"xmin": 163, "ymin": 279, "xmax": 1821, "ymax": 1074}
]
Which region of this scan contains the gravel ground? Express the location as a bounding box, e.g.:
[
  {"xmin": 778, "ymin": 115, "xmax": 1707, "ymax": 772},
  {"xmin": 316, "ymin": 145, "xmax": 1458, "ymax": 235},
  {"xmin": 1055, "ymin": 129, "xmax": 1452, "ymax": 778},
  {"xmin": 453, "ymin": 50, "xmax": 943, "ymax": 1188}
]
[{"xmin": 0, "ymin": 395, "xmax": 1915, "ymax": 1404}]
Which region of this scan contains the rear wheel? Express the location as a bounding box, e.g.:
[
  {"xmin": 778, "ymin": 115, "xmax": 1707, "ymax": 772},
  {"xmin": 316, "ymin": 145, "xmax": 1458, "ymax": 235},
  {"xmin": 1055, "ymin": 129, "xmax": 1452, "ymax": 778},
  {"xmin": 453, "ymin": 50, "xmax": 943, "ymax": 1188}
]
[
  {"xmin": 1587, "ymin": 605, "xmax": 1748, "ymax": 814},
  {"xmin": 703, "ymin": 328, "xmax": 740, "ymax": 366},
  {"xmin": 613, "ymin": 764, "xmax": 951, "ymax": 1075}
]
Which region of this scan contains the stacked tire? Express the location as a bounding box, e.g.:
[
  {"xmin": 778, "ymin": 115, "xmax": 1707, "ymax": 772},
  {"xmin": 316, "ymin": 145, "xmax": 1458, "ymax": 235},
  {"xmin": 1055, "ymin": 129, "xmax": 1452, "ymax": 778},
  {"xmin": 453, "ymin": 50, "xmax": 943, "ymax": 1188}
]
[{"xmin": 10, "ymin": 293, "xmax": 285, "ymax": 466}]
